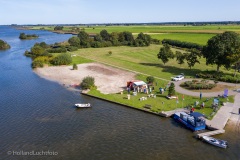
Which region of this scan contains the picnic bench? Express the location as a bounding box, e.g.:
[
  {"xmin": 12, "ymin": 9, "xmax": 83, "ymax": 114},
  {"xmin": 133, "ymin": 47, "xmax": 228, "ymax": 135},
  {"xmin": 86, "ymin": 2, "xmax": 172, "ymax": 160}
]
[{"xmin": 144, "ymin": 104, "xmax": 152, "ymax": 109}]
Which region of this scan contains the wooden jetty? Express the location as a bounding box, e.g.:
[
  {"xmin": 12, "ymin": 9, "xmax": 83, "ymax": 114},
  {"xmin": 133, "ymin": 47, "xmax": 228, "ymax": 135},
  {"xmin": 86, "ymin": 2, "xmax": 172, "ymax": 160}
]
[
  {"xmin": 196, "ymin": 129, "xmax": 225, "ymax": 139},
  {"xmin": 159, "ymin": 108, "xmax": 189, "ymax": 117}
]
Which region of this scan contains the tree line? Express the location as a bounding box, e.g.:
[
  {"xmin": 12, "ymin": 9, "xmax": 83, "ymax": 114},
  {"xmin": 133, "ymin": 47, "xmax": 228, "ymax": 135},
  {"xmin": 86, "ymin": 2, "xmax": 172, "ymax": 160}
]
[
  {"xmin": 19, "ymin": 33, "xmax": 39, "ymax": 40},
  {"xmin": 162, "ymin": 39, "xmax": 203, "ymax": 50},
  {"xmin": 68, "ymin": 30, "xmax": 160, "ymax": 49},
  {"xmin": 157, "ymin": 31, "xmax": 240, "ymax": 77},
  {"xmin": 54, "ymin": 26, "xmax": 64, "ymax": 30},
  {"xmin": 24, "ymin": 42, "xmax": 74, "ymax": 68}
]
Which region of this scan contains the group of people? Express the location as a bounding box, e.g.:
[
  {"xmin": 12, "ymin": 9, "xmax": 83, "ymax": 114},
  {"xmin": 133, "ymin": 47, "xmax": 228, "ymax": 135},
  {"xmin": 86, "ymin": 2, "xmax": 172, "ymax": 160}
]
[
  {"xmin": 190, "ymin": 101, "xmax": 205, "ymax": 113},
  {"xmin": 127, "ymin": 85, "xmax": 155, "ymax": 95}
]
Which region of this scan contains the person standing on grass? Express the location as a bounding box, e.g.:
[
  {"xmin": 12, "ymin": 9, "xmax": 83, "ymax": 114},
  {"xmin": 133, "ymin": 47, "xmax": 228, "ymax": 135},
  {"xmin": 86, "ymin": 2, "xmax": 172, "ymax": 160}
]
[
  {"xmin": 202, "ymin": 102, "xmax": 205, "ymax": 109},
  {"xmin": 200, "ymin": 92, "xmax": 202, "ymax": 99},
  {"xmin": 191, "ymin": 107, "xmax": 195, "ymax": 113}
]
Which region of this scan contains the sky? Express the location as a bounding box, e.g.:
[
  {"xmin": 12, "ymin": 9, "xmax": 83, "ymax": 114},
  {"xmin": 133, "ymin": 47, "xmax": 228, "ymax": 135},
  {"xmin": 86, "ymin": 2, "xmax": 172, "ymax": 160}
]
[{"xmin": 0, "ymin": 0, "xmax": 239, "ymax": 25}]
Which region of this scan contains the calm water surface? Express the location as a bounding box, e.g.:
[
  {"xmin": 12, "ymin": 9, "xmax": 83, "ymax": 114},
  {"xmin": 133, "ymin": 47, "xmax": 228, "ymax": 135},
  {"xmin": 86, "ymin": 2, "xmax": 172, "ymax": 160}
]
[{"xmin": 0, "ymin": 26, "xmax": 239, "ymax": 160}]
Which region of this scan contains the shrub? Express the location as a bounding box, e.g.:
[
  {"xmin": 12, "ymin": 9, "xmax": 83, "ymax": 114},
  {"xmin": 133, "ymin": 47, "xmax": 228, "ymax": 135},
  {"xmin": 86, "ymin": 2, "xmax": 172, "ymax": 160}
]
[
  {"xmin": 68, "ymin": 36, "xmax": 80, "ymax": 47},
  {"xmin": 162, "ymin": 39, "xmax": 203, "ymax": 50},
  {"xmin": 91, "ymin": 41, "xmax": 103, "ymax": 48},
  {"xmin": 66, "ymin": 46, "xmax": 78, "ymax": 52},
  {"xmin": 183, "ymin": 80, "xmax": 216, "ymax": 89},
  {"xmin": 47, "ymin": 46, "xmax": 67, "ymax": 53},
  {"xmin": 54, "ymin": 26, "xmax": 64, "ymax": 30},
  {"xmin": 31, "ymin": 56, "xmax": 50, "ymax": 68},
  {"xmin": 108, "ymin": 51, "xmax": 112, "ymax": 55},
  {"xmin": 50, "ymin": 53, "xmax": 72, "ymax": 65},
  {"xmin": 80, "ymin": 76, "xmax": 95, "ymax": 90},
  {"xmin": 146, "ymin": 76, "xmax": 155, "ymax": 83},
  {"xmin": 73, "ymin": 63, "xmax": 78, "ymax": 70},
  {"xmin": 168, "ymin": 83, "xmax": 175, "ymax": 96},
  {"xmin": 19, "ymin": 33, "xmax": 38, "ymax": 39},
  {"xmin": 0, "ymin": 39, "xmax": 10, "ymax": 50},
  {"xmin": 192, "ymin": 79, "xmax": 199, "ymax": 83},
  {"xmin": 32, "ymin": 60, "xmax": 43, "ymax": 68}
]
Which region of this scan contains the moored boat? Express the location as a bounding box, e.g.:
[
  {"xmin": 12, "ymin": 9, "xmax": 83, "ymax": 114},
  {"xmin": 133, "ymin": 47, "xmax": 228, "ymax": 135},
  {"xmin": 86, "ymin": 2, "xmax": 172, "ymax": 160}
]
[
  {"xmin": 202, "ymin": 136, "xmax": 228, "ymax": 149},
  {"xmin": 75, "ymin": 103, "xmax": 91, "ymax": 108},
  {"xmin": 173, "ymin": 112, "xmax": 206, "ymax": 131}
]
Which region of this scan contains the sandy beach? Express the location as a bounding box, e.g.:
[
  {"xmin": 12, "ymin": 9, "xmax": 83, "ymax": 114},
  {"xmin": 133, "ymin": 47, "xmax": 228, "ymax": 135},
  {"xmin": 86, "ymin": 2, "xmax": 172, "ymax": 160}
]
[{"xmin": 35, "ymin": 62, "xmax": 136, "ymax": 94}]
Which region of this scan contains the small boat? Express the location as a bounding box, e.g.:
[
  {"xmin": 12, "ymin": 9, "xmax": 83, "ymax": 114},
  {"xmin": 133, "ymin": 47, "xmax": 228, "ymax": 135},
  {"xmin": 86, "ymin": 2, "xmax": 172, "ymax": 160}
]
[
  {"xmin": 202, "ymin": 136, "xmax": 228, "ymax": 148},
  {"xmin": 75, "ymin": 103, "xmax": 91, "ymax": 108}
]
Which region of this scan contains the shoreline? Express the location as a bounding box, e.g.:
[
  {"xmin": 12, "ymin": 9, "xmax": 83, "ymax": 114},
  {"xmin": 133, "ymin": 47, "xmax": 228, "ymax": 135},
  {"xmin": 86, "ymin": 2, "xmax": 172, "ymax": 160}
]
[{"xmin": 34, "ymin": 62, "xmax": 239, "ymax": 134}]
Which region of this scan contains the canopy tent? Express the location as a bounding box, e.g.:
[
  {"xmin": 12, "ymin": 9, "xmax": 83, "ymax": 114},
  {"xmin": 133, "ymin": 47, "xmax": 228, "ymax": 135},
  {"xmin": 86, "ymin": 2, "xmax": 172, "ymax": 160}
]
[
  {"xmin": 133, "ymin": 81, "xmax": 147, "ymax": 86},
  {"xmin": 127, "ymin": 80, "xmax": 148, "ymax": 90}
]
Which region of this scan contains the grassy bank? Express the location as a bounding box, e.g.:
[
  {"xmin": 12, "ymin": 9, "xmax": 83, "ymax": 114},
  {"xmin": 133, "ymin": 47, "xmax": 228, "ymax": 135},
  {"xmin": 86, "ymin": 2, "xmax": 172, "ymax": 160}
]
[
  {"xmin": 70, "ymin": 44, "xmax": 235, "ymax": 119},
  {"xmin": 87, "ymin": 80, "xmax": 233, "ymax": 120}
]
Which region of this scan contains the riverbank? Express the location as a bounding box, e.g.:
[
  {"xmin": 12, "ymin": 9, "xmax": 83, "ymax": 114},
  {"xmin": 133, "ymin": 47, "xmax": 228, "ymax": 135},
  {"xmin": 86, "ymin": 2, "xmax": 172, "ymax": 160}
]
[{"xmin": 34, "ymin": 60, "xmax": 240, "ymax": 139}]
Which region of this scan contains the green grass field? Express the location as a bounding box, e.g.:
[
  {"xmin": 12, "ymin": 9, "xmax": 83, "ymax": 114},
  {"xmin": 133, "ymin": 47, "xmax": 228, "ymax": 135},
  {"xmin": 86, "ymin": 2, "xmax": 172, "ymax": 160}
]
[
  {"xmin": 71, "ymin": 56, "xmax": 93, "ymax": 64},
  {"xmin": 72, "ymin": 44, "xmax": 235, "ymax": 80},
  {"xmin": 30, "ymin": 25, "xmax": 240, "ymax": 45},
  {"xmin": 150, "ymin": 33, "xmax": 216, "ymax": 45},
  {"xmin": 31, "ymin": 25, "xmax": 240, "ymax": 34}
]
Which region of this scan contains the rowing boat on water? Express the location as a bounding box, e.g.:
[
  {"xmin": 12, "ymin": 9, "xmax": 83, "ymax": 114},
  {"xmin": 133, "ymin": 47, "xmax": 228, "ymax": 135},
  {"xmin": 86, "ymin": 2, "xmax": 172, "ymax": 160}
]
[
  {"xmin": 75, "ymin": 103, "xmax": 91, "ymax": 108},
  {"xmin": 202, "ymin": 136, "xmax": 228, "ymax": 149}
]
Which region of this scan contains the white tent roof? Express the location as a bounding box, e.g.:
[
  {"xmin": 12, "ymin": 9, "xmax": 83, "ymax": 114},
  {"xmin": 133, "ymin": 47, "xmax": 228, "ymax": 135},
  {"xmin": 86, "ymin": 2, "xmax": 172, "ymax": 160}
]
[{"xmin": 133, "ymin": 81, "xmax": 147, "ymax": 86}]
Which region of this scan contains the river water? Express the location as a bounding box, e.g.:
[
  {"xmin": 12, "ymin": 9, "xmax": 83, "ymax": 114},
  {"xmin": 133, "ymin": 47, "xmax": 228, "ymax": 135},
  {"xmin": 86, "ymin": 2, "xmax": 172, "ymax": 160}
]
[{"xmin": 0, "ymin": 26, "xmax": 239, "ymax": 160}]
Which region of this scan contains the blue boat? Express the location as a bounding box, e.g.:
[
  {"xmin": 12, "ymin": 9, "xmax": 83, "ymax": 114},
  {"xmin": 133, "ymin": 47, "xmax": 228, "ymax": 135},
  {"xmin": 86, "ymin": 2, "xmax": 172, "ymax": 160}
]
[{"xmin": 173, "ymin": 112, "xmax": 206, "ymax": 131}]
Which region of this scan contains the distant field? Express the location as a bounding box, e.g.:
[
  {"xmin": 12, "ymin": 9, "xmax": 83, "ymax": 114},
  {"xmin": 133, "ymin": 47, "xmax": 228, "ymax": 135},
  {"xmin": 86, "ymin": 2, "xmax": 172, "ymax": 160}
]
[
  {"xmin": 150, "ymin": 33, "xmax": 215, "ymax": 45},
  {"xmin": 30, "ymin": 25, "xmax": 240, "ymax": 45},
  {"xmin": 30, "ymin": 25, "xmax": 240, "ymax": 34},
  {"xmin": 72, "ymin": 44, "xmax": 236, "ymax": 80}
]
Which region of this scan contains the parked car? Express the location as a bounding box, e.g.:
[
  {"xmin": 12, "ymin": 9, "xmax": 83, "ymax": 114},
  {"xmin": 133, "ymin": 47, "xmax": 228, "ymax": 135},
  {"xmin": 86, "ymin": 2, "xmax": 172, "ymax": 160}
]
[{"xmin": 172, "ymin": 75, "xmax": 184, "ymax": 81}]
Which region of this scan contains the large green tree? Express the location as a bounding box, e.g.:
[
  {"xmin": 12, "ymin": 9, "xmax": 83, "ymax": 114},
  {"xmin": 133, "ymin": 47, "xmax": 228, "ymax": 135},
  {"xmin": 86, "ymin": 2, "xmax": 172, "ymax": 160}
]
[
  {"xmin": 30, "ymin": 45, "xmax": 45, "ymax": 57},
  {"xmin": 157, "ymin": 44, "xmax": 174, "ymax": 65},
  {"xmin": 78, "ymin": 31, "xmax": 90, "ymax": 47},
  {"xmin": 202, "ymin": 31, "xmax": 240, "ymax": 72},
  {"xmin": 118, "ymin": 31, "xmax": 134, "ymax": 45},
  {"xmin": 100, "ymin": 30, "xmax": 110, "ymax": 41},
  {"xmin": 110, "ymin": 32, "xmax": 120, "ymax": 46},
  {"xmin": 68, "ymin": 36, "xmax": 80, "ymax": 47},
  {"xmin": 175, "ymin": 51, "xmax": 185, "ymax": 65},
  {"xmin": 185, "ymin": 49, "xmax": 201, "ymax": 69},
  {"xmin": 135, "ymin": 32, "xmax": 151, "ymax": 46},
  {"xmin": 94, "ymin": 34, "xmax": 103, "ymax": 42},
  {"xmin": 168, "ymin": 83, "xmax": 175, "ymax": 96}
]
